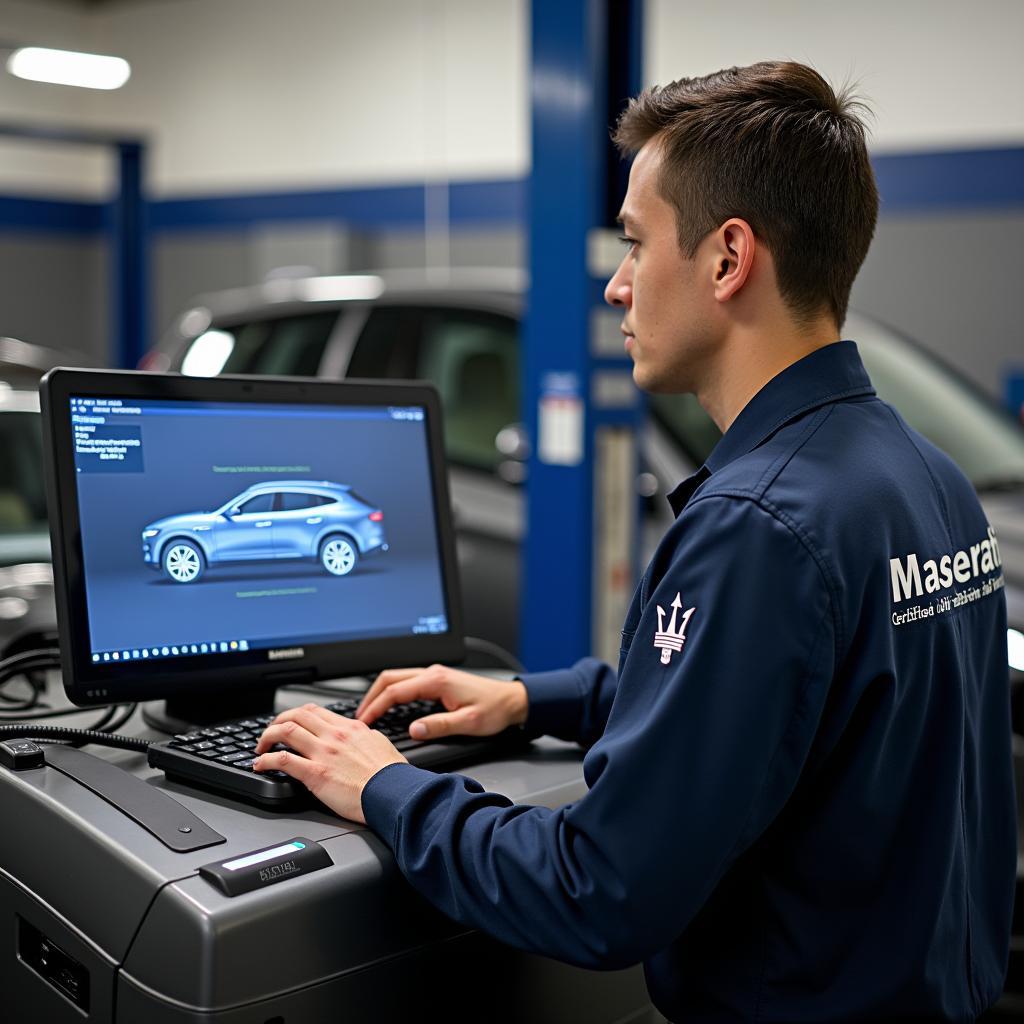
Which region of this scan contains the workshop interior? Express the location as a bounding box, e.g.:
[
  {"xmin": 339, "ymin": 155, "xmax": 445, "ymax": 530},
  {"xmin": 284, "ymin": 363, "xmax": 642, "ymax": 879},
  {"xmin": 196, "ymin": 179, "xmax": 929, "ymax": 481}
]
[{"xmin": 0, "ymin": 1, "xmax": 1022, "ymax": 1022}]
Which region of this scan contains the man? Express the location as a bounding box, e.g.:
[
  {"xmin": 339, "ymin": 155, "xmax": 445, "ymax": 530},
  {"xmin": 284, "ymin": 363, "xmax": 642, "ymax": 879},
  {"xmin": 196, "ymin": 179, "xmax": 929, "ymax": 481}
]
[{"xmin": 253, "ymin": 62, "xmax": 1015, "ymax": 1021}]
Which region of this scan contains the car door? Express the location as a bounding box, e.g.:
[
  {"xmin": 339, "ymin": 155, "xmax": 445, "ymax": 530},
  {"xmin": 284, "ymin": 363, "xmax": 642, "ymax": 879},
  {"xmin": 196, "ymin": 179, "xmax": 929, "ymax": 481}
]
[
  {"xmin": 214, "ymin": 492, "xmax": 277, "ymax": 561},
  {"xmin": 272, "ymin": 491, "xmax": 331, "ymax": 559},
  {"xmin": 345, "ymin": 305, "xmax": 522, "ymax": 654}
]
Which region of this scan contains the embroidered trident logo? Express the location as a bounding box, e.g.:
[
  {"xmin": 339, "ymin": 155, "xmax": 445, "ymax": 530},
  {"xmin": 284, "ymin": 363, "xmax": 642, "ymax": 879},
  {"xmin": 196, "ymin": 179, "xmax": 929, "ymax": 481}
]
[{"xmin": 654, "ymin": 593, "xmax": 695, "ymax": 664}]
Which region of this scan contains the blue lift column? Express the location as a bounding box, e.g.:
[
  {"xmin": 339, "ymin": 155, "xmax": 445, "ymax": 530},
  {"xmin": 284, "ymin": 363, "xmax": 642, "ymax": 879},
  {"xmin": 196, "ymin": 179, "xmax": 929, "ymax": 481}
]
[
  {"xmin": 113, "ymin": 141, "xmax": 148, "ymax": 369},
  {"xmin": 521, "ymin": 0, "xmax": 644, "ymax": 671}
]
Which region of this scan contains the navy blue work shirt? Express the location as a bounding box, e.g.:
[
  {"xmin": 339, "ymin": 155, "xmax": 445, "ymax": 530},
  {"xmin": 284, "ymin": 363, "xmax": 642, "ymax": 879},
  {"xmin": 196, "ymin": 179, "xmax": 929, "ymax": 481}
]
[{"xmin": 362, "ymin": 340, "xmax": 1015, "ymax": 1022}]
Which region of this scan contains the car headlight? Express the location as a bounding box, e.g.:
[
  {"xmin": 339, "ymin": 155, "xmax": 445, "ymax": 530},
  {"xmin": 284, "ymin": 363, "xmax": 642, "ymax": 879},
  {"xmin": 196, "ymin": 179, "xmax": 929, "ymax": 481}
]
[
  {"xmin": 1010, "ymin": 628, "xmax": 1024, "ymax": 674},
  {"xmin": 142, "ymin": 529, "xmax": 158, "ymax": 538}
]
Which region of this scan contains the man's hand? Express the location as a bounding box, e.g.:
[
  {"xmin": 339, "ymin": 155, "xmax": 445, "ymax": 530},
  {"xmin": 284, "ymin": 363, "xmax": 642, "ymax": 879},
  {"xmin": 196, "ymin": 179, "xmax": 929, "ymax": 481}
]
[
  {"xmin": 253, "ymin": 704, "xmax": 407, "ymax": 823},
  {"xmin": 356, "ymin": 664, "xmax": 528, "ymax": 740}
]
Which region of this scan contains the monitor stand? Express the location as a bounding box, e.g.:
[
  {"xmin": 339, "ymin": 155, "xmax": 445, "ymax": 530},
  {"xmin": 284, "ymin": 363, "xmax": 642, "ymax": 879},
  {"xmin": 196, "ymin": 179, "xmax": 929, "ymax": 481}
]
[{"xmin": 141, "ymin": 685, "xmax": 279, "ymax": 735}]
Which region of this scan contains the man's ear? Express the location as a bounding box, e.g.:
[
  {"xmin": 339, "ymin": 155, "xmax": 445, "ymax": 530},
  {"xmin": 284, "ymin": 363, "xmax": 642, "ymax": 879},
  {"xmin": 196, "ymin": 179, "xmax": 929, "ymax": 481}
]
[{"xmin": 710, "ymin": 218, "xmax": 756, "ymax": 304}]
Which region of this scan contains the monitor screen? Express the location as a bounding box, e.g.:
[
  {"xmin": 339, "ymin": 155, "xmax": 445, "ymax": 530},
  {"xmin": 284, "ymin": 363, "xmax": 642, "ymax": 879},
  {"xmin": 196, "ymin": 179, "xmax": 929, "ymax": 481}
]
[{"xmin": 42, "ymin": 370, "xmax": 463, "ymax": 708}]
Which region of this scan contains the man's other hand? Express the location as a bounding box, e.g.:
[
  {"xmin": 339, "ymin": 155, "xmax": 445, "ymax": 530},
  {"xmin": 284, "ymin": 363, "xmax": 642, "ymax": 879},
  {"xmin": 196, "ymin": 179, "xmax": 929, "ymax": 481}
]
[
  {"xmin": 356, "ymin": 665, "xmax": 528, "ymax": 741},
  {"xmin": 253, "ymin": 704, "xmax": 406, "ymax": 823}
]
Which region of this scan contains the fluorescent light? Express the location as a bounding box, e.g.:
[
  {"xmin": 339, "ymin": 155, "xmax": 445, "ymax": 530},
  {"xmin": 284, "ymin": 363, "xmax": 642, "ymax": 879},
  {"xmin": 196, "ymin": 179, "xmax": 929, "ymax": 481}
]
[
  {"xmin": 1010, "ymin": 628, "xmax": 1024, "ymax": 673},
  {"xmin": 181, "ymin": 329, "xmax": 234, "ymax": 377},
  {"xmin": 7, "ymin": 47, "xmax": 131, "ymax": 91}
]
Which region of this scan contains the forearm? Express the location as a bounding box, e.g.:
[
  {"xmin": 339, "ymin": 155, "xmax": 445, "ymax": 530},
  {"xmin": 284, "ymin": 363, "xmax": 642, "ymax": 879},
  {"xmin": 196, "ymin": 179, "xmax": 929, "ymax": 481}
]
[
  {"xmin": 519, "ymin": 657, "xmax": 617, "ymax": 747},
  {"xmin": 361, "ymin": 762, "xmax": 648, "ymax": 969}
]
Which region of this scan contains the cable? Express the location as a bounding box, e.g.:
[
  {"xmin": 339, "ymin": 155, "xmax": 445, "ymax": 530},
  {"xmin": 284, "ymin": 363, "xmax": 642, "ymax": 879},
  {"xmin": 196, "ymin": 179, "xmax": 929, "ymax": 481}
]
[
  {"xmin": 0, "ymin": 649, "xmax": 145, "ymax": 752},
  {"xmin": 463, "ymin": 635, "xmax": 526, "ymax": 674},
  {"xmin": 0, "ymin": 647, "xmax": 137, "ymax": 732},
  {"xmin": 0, "ymin": 723, "xmax": 149, "ymax": 753},
  {"xmin": 0, "ymin": 648, "xmax": 61, "ymax": 713},
  {"xmin": 100, "ymin": 703, "xmax": 138, "ymax": 733}
]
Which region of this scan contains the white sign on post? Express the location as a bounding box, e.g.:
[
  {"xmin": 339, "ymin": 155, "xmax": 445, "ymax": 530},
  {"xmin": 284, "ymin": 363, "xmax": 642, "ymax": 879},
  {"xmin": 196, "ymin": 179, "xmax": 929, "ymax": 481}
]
[{"xmin": 538, "ymin": 371, "xmax": 584, "ymax": 466}]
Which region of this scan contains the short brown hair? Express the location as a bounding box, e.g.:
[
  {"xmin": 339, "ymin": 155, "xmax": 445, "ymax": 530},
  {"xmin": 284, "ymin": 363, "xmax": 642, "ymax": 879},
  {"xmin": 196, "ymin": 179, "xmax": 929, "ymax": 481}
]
[{"xmin": 613, "ymin": 61, "xmax": 878, "ymax": 327}]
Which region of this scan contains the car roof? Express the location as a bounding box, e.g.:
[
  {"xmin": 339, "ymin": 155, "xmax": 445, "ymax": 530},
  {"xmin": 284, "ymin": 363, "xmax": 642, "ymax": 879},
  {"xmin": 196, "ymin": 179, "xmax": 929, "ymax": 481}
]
[
  {"xmin": 239, "ymin": 480, "xmax": 350, "ymax": 493},
  {"xmin": 167, "ymin": 268, "xmax": 525, "ymax": 340}
]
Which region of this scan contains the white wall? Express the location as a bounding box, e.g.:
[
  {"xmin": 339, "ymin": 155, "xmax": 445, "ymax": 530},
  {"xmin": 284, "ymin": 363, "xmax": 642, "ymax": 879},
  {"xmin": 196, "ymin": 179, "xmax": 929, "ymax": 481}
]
[
  {"xmin": 0, "ymin": 0, "xmax": 528, "ymax": 198},
  {"xmin": 646, "ymin": 0, "xmax": 1024, "ymax": 153},
  {"xmin": 0, "ymin": 1, "xmax": 110, "ymax": 197},
  {"xmin": 0, "ymin": 0, "xmax": 1021, "ymax": 200}
]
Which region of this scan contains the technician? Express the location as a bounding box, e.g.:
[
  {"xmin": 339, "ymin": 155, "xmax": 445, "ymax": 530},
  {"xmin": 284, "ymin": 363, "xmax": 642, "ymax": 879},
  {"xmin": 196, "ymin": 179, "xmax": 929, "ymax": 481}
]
[{"xmin": 254, "ymin": 61, "xmax": 1015, "ymax": 1022}]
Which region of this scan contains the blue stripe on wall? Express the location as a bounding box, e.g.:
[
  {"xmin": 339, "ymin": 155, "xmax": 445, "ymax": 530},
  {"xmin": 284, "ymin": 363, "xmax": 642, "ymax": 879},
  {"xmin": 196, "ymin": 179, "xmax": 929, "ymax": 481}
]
[
  {"xmin": 0, "ymin": 148, "xmax": 1019, "ymax": 235},
  {"xmin": 872, "ymin": 147, "xmax": 1024, "ymax": 211},
  {"xmin": 0, "ymin": 194, "xmax": 105, "ymax": 233},
  {"xmin": 149, "ymin": 178, "xmax": 526, "ymax": 231}
]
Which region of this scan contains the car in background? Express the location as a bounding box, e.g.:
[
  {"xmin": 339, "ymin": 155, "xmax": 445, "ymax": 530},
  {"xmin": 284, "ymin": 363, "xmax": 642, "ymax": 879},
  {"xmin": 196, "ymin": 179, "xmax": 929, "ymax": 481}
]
[
  {"xmin": 142, "ymin": 480, "xmax": 387, "ymax": 583},
  {"xmin": 0, "ymin": 338, "xmax": 94, "ymax": 660}
]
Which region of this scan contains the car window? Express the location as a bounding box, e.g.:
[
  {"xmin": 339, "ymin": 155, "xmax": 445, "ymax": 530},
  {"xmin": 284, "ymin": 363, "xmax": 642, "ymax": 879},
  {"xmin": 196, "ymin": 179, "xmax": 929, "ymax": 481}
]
[
  {"xmin": 0, "ymin": 411, "xmax": 47, "ymax": 531},
  {"xmin": 349, "ymin": 306, "xmax": 519, "ymax": 472},
  {"xmin": 345, "ymin": 307, "xmax": 423, "ymax": 378},
  {"xmin": 277, "ymin": 492, "xmax": 326, "ymax": 512},
  {"xmin": 181, "ymin": 311, "xmax": 338, "ymax": 377},
  {"xmin": 237, "ymin": 493, "xmax": 275, "ymax": 514},
  {"xmin": 856, "ymin": 333, "xmax": 1024, "ymax": 490}
]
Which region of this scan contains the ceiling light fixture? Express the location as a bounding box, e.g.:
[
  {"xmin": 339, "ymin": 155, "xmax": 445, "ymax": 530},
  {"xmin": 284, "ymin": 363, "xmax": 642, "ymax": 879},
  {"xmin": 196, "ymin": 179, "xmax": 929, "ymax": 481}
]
[{"xmin": 7, "ymin": 47, "xmax": 131, "ymax": 91}]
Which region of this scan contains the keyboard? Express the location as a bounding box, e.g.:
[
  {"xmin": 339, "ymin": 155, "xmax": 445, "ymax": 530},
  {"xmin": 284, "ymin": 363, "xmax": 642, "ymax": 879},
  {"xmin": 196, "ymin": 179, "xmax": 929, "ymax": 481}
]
[{"xmin": 147, "ymin": 695, "xmax": 531, "ymax": 807}]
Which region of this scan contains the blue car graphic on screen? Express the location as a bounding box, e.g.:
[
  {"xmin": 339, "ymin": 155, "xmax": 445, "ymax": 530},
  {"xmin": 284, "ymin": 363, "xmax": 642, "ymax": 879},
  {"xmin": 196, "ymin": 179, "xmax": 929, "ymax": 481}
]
[{"xmin": 141, "ymin": 481, "xmax": 388, "ymax": 583}]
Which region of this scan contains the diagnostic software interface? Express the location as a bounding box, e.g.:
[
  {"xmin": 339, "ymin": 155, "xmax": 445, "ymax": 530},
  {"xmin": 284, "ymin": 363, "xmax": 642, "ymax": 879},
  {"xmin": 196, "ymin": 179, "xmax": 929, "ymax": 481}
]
[{"xmin": 69, "ymin": 396, "xmax": 449, "ymax": 665}]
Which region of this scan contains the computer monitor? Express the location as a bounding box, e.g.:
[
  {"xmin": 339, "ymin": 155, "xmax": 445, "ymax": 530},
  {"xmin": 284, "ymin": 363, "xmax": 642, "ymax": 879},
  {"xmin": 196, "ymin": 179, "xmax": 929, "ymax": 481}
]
[{"xmin": 41, "ymin": 368, "xmax": 464, "ymax": 729}]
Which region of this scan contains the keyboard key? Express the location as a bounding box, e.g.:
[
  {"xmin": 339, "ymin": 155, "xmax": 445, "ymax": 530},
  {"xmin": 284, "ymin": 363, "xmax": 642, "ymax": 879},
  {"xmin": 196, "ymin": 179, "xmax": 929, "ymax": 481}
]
[{"xmin": 216, "ymin": 751, "xmax": 249, "ymax": 763}]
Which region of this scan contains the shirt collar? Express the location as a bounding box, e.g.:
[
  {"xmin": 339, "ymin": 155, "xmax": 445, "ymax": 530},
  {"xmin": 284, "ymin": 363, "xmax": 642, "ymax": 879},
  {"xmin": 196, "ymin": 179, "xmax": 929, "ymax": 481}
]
[{"xmin": 667, "ymin": 340, "xmax": 875, "ymax": 518}]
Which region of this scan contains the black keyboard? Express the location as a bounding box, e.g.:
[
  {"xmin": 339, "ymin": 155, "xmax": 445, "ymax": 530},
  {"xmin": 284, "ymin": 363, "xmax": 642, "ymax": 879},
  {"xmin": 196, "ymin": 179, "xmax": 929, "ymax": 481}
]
[{"xmin": 147, "ymin": 696, "xmax": 531, "ymax": 807}]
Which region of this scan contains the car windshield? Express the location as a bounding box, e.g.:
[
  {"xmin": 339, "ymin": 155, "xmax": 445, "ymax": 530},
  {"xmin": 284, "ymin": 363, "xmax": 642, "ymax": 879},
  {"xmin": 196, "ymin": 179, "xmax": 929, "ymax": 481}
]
[{"xmin": 651, "ymin": 322, "xmax": 1024, "ymax": 491}]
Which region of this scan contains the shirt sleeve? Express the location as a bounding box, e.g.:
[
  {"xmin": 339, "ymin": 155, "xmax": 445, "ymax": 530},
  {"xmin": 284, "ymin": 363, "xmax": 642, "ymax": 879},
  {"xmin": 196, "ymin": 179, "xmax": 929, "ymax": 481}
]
[
  {"xmin": 516, "ymin": 657, "xmax": 618, "ymax": 746},
  {"xmin": 360, "ymin": 495, "xmax": 836, "ymax": 970}
]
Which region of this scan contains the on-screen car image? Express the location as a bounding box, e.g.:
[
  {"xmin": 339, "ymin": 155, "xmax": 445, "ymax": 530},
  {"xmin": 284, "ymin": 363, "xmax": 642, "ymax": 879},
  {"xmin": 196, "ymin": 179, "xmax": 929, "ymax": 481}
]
[{"xmin": 141, "ymin": 480, "xmax": 388, "ymax": 583}]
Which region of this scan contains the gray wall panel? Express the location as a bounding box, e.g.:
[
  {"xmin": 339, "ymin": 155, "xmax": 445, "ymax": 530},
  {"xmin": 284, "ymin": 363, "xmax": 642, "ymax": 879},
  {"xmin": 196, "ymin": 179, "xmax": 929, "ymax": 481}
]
[
  {"xmin": 850, "ymin": 210, "xmax": 1024, "ymax": 399},
  {"xmin": 0, "ymin": 233, "xmax": 107, "ymax": 365},
  {"xmin": 152, "ymin": 231, "xmax": 252, "ymax": 343}
]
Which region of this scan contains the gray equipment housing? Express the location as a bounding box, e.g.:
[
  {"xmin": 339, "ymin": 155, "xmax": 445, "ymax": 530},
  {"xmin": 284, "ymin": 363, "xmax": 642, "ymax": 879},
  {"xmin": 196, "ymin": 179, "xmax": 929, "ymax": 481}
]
[{"xmin": 0, "ymin": 738, "xmax": 654, "ymax": 1023}]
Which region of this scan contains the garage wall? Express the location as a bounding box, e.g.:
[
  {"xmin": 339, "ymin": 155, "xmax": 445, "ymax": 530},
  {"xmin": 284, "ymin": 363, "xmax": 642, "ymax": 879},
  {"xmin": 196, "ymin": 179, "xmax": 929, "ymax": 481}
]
[
  {"xmin": 0, "ymin": 0, "xmax": 1020, "ymax": 395},
  {"xmin": 0, "ymin": 0, "xmax": 528, "ymax": 198},
  {"xmin": 646, "ymin": 0, "xmax": 1024, "ymax": 152}
]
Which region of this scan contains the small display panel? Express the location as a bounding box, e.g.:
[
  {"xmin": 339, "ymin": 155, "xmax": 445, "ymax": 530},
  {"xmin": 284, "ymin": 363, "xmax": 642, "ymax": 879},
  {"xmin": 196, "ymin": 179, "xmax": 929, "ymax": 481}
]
[{"xmin": 68, "ymin": 395, "xmax": 449, "ymax": 664}]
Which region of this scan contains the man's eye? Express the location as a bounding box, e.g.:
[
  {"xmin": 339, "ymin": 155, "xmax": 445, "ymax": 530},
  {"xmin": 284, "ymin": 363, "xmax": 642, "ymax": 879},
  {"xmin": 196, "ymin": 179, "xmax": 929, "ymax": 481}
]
[{"xmin": 618, "ymin": 235, "xmax": 638, "ymax": 251}]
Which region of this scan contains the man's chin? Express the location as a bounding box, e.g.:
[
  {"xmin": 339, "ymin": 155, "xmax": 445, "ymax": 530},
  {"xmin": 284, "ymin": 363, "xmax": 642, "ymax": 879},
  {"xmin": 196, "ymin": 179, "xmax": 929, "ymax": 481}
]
[{"xmin": 632, "ymin": 364, "xmax": 686, "ymax": 395}]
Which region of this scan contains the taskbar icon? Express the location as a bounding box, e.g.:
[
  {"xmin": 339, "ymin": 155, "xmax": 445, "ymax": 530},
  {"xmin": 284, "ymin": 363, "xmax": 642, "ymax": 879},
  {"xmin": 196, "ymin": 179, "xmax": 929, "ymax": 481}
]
[{"xmin": 91, "ymin": 639, "xmax": 250, "ymax": 663}]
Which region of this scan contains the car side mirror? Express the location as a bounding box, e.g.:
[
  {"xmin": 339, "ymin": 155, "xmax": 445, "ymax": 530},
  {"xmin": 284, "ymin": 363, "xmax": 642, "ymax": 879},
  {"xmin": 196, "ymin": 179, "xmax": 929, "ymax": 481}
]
[
  {"xmin": 495, "ymin": 423, "xmax": 529, "ymax": 485},
  {"xmin": 227, "ymin": 506, "xmax": 241, "ymax": 518}
]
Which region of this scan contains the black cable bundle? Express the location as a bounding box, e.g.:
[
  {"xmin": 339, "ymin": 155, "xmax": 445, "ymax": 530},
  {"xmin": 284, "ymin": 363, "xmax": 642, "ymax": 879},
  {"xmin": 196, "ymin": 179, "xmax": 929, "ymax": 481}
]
[{"xmin": 0, "ymin": 647, "xmax": 146, "ymax": 750}]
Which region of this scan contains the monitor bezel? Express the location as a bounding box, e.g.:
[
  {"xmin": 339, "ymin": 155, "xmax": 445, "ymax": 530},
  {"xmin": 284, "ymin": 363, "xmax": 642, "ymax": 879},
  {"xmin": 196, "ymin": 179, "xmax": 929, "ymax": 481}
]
[{"xmin": 41, "ymin": 367, "xmax": 465, "ymax": 708}]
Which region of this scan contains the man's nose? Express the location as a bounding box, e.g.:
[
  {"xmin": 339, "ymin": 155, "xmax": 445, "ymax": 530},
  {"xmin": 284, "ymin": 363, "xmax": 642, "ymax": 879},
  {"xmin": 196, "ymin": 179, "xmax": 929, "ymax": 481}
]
[{"xmin": 604, "ymin": 258, "xmax": 632, "ymax": 308}]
